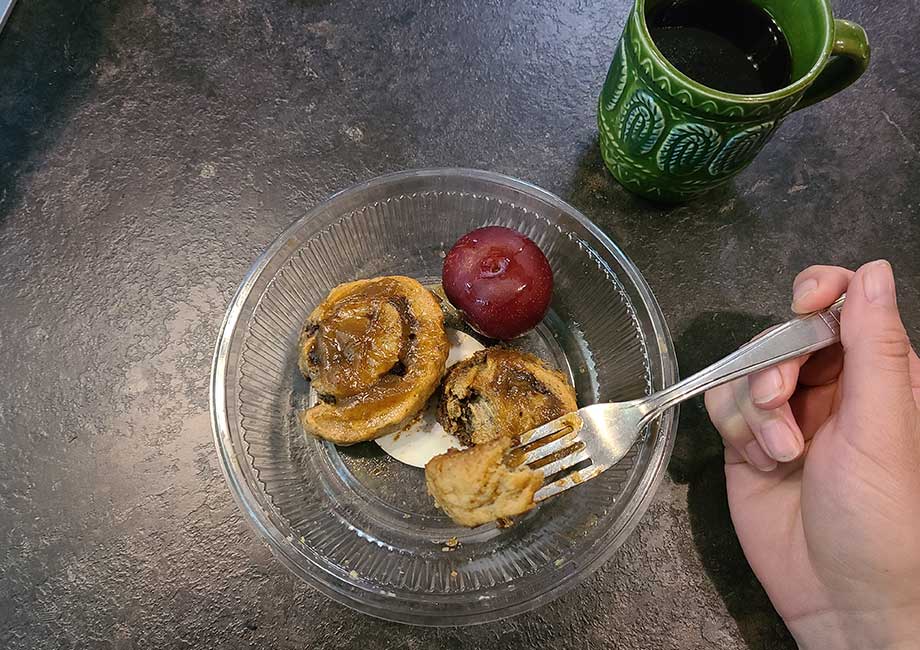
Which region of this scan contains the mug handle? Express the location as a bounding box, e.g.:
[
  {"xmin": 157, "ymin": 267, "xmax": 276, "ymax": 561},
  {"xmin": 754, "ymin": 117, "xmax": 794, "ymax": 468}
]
[{"xmin": 795, "ymin": 19, "xmax": 870, "ymax": 110}]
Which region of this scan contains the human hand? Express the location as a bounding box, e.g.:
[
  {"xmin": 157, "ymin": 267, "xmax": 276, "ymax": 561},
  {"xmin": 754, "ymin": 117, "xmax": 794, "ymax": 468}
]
[{"xmin": 704, "ymin": 261, "xmax": 920, "ymax": 649}]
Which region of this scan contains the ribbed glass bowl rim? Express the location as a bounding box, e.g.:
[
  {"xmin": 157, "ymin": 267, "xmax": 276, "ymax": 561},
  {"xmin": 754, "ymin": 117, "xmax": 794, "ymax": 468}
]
[{"xmin": 209, "ymin": 168, "xmax": 679, "ymax": 626}]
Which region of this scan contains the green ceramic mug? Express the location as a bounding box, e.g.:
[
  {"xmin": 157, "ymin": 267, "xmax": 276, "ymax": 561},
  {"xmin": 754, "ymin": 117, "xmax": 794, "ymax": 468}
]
[{"xmin": 598, "ymin": 0, "xmax": 870, "ymax": 202}]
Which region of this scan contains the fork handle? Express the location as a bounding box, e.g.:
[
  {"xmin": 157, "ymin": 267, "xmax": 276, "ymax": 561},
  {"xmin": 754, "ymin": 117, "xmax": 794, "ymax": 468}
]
[{"xmin": 641, "ymin": 295, "xmax": 846, "ymax": 422}]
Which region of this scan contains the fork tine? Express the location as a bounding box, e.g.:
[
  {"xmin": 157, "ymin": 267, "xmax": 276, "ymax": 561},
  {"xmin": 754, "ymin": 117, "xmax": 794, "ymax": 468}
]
[
  {"xmin": 522, "ymin": 431, "xmax": 581, "ymax": 466},
  {"xmin": 516, "ymin": 423, "xmax": 568, "ymax": 447},
  {"xmin": 533, "ymin": 463, "xmax": 607, "ymax": 502},
  {"xmin": 514, "ymin": 425, "xmax": 574, "ymax": 458},
  {"xmin": 516, "ymin": 414, "xmax": 577, "ymax": 446},
  {"xmin": 535, "ymin": 448, "xmax": 591, "ymax": 479}
]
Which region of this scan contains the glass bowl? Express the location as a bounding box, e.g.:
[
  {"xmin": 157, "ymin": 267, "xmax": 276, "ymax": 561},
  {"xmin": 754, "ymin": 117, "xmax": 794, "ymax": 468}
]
[{"xmin": 210, "ymin": 169, "xmax": 677, "ymax": 626}]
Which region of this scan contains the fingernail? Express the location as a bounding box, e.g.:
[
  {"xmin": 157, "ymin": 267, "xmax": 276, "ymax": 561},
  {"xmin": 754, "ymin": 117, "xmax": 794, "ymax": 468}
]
[
  {"xmin": 744, "ymin": 440, "xmax": 777, "ymax": 472},
  {"xmin": 760, "ymin": 419, "xmax": 802, "ymax": 462},
  {"xmin": 863, "ymin": 260, "xmax": 896, "ymax": 307},
  {"xmin": 750, "ymin": 368, "xmax": 783, "ymax": 406},
  {"xmin": 792, "ymin": 278, "xmax": 818, "ymax": 310}
]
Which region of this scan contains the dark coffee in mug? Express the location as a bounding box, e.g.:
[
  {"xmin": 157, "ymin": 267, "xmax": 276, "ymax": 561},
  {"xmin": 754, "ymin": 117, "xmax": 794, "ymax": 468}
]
[{"xmin": 646, "ymin": 0, "xmax": 793, "ymax": 94}]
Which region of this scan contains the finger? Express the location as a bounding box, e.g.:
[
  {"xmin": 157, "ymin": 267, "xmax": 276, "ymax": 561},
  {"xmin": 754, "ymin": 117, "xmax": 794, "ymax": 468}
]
[
  {"xmin": 798, "ymin": 343, "xmax": 844, "ymax": 387},
  {"xmin": 745, "ymin": 265, "xmax": 849, "ymax": 418},
  {"xmin": 735, "ymin": 378, "xmax": 806, "ymax": 463},
  {"xmin": 791, "ymin": 265, "xmax": 853, "ymax": 314},
  {"xmin": 748, "ymin": 358, "xmax": 808, "ymax": 409},
  {"xmin": 706, "ymin": 384, "xmax": 777, "ymax": 472},
  {"xmin": 724, "ymin": 445, "xmax": 746, "ymax": 465},
  {"xmin": 839, "ymin": 260, "xmax": 917, "ymax": 428}
]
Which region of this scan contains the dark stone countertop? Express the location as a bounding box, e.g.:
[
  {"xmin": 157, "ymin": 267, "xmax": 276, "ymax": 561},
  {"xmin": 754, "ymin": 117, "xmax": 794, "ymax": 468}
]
[{"xmin": 1, "ymin": 0, "xmax": 917, "ymax": 648}]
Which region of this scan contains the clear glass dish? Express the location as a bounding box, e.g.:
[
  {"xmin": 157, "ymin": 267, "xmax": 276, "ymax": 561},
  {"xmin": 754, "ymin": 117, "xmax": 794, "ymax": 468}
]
[{"xmin": 210, "ymin": 169, "xmax": 678, "ymax": 626}]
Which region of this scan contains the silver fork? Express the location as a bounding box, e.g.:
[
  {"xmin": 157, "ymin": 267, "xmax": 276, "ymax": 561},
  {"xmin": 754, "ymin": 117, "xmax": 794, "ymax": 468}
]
[{"xmin": 517, "ymin": 296, "xmax": 846, "ymax": 502}]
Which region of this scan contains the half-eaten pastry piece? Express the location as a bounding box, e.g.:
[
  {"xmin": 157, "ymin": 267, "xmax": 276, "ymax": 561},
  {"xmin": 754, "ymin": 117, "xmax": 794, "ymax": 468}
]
[
  {"xmin": 298, "ymin": 276, "xmax": 449, "ymax": 445},
  {"xmin": 425, "ymin": 437, "xmax": 542, "ymax": 528},
  {"xmin": 437, "ymin": 348, "xmax": 578, "ymax": 446}
]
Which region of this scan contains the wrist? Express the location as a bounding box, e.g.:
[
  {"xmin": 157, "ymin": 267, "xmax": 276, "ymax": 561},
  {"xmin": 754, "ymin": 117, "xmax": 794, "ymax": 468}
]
[{"xmin": 788, "ymin": 605, "xmax": 920, "ymax": 650}]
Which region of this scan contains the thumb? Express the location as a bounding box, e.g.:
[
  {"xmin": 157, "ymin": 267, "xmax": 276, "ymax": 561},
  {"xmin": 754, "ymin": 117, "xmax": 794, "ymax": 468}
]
[{"xmin": 840, "ymin": 260, "xmax": 917, "ymax": 424}]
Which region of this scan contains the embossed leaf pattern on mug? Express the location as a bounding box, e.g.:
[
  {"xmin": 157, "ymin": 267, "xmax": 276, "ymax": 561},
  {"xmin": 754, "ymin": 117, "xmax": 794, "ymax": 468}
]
[
  {"xmin": 620, "ymin": 90, "xmax": 665, "ymax": 156},
  {"xmin": 656, "ymin": 123, "xmax": 722, "ymax": 176},
  {"xmin": 597, "ymin": 2, "xmax": 869, "ymax": 200},
  {"xmin": 708, "ymin": 122, "xmax": 776, "ymax": 176},
  {"xmin": 603, "ymin": 40, "xmax": 630, "ymax": 113}
]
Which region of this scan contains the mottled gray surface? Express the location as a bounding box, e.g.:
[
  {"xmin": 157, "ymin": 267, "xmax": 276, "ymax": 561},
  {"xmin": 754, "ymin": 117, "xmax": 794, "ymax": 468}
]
[{"xmin": 1, "ymin": 0, "xmax": 917, "ymax": 648}]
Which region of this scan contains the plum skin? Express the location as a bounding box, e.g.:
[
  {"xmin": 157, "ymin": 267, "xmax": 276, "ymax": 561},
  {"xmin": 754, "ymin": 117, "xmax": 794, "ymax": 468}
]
[{"xmin": 442, "ymin": 226, "xmax": 553, "ymax": 340}]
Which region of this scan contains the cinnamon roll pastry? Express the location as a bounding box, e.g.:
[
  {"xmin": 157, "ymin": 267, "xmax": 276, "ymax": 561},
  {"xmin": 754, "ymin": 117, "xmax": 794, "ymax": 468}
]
[
  {"xmin": 436, "ymin": 348, "xmax": 577, "ymax": 446},
  {"xmin": 298, "ymin": 276, "xmax": 449, "ymax": 445}
]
